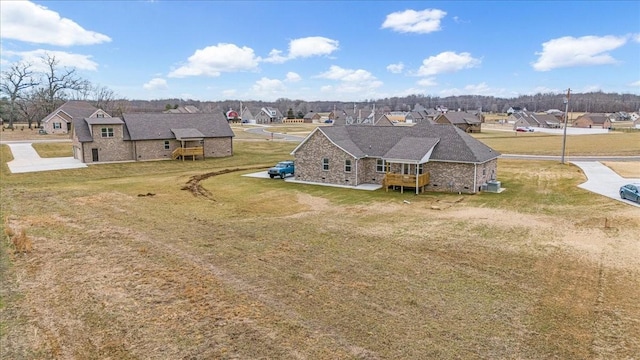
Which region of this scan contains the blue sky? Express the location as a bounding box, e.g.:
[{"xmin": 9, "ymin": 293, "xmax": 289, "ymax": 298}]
[{"xmin": 1, "ymin": 0, "xmax": 639, "ymax": 102}]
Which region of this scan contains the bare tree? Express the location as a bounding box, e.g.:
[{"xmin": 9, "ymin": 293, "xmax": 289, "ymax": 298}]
[
  {"xmin": 0, "ymin": 62, "xmax": 39, "ymax": 128},
  {"xmin": 16, "ymin": 89, "xmax": 48, "ymax": 129},
  {"xmin": 40, "ymin": 53, "xmax": 88, "ymax": 114}
]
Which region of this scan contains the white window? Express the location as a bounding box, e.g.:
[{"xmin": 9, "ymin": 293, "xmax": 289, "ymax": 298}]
[
  {"xmin": 101, "ymin": 127, "xmax": 114, "ymax": 138},
  {"xmin": 344, "ymin": 159, "xmax": 352, "ymax": 172},
  {"xmin": 322, "ymin": 158, "xmax": 329, "ymax": 171},
  {"xmin": 376, "ymin": 159, "xmax": 389, "ymax": 172},
  {"xmin": 53, "ymin": 122, "xmax": 61, "ymax": 129},
  {"xmin": 164, "ymin": 140, "xmax": 170, "ymax": 150}
]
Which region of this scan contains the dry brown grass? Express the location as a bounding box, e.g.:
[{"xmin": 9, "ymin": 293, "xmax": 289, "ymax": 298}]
[
  {"xmin": 602, "ymin": 161, "xmax": 640, "ymax": 178},
  {"xmin": 1, "ymin": 138, "xmax": 639, "ymax": 359}
]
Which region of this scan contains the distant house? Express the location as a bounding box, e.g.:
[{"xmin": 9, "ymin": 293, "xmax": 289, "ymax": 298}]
[
  {"xmin": 331, "ymin": 108, "xmax": 391, "ymax": 126},
  {"xmin": 254, "ymin": 107, "xmax": 283, "ymax": 124},
  {"xmin": 240, "ymin": 106, "xmax": 254, "ymax": 122},
  {"xmin": 42, "ymin": 101, "xmax": 110, "ymax": 135},
  {"xmin": 434, "ymin": 111, "xmax": 482, "ymax": 133},
  {"xmin": 303, "ymin": 111, "xmax": 321, "ymax": 123},
  {"xmin": 71, "ymin": 113, "xmax": 234, "ymax": 163},
  {"xmin": 509, "ymin": 110, "xmax": 561, "ymax": 129},
  {"xmin": 291, "ymin": 123, "xmax": 500, "ymax": 194},
  {"xmin": 629, "ymin": 112, "xmax": 640, "ymax": 121},
  {"xmin": 573, "ymin": 113, "xmax": 612, "ymax": 129},
  {"xmin": 507, "ymin": 106, "xmax": 526, "ymax": 115}
]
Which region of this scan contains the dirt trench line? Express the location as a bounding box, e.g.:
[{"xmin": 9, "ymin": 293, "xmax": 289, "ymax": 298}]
[{"xmin": 181, "ymin": 166, "xmax": 267, "ymax": 200}]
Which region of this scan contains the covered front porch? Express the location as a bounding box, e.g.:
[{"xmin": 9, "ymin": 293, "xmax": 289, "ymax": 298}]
[
  {"xmin": 383, "ymin": 171, "xmax": 430, "ymax": 194},
  {"xmin": 171, "ymin": 128, "xmax": 205, "ymax": 161}
]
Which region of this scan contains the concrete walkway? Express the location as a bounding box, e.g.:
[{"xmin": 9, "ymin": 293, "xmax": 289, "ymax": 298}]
[
  {"xmin": 6, "ymin": 143, "xmax": 87, "ymax": 174},
  {"xmin": 572, "ymin": 161, "xmax": 640, "ymax": 207}
]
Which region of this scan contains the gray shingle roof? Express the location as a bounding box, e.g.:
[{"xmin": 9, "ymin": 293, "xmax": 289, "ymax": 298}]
[
  {"xmin": 73, "ymin": 113, "xmax": 233, "ymax": 143},
  {"xmin": 300, "ymin": 123, "xmax": 499, "ymax": 164},
  {"xmin": 436, "ymin": 112, "xmax": 481, "ymax": 125},
  {"xmin": 123, "ymin": 113, "xmax": 234, "ymax": 140},
  {"xmin": 43, "ymin": 101, "xmax": 100, "ymax": 123},
  {"xmin": 171, "ymin": 128, "xmax": 205, "ymax": 139}
]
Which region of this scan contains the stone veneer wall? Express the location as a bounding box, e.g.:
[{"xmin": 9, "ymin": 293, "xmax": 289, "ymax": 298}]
[
  {"xmin": 44, "ymin": 113, "xmax": 71, "ymax": 134},
  {"xmin": 204, "ymin": 137, "xmax": 233, "ymax": 157},
  {"xmin": 294, "ymin": 130, "xmax": 358, "ymax": 185},
  {"xmin": 295, "ymin": 130, "xmax": 499, "ymax": 193},
  {"xmin": 424, "ymin": 159, "xmax": 497, "ymax": 194},
  {"xmin": 83, "ymin": 124, "xmax": 133, "ymax": 163}
]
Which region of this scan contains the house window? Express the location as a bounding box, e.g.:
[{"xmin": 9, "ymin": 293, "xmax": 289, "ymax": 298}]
[
  {"xmin": 53, "ymin": 122, "xmax": 61, "ymax": 129},
  {"xmin": 418, "ymin": 164, "xmax": 424, "ymax": 175},
  {"xmin": 376, "ymin": 159, "xmax": 389, "ymax": 172},
  {"xmin": 164, "ymin": 140, "xmax": 170, "ymax": 150},
  {"xmin": 322, "ymin": 158, "xmax": 329, "ymax": 171},
  {"xmin": 344, "ymin": 159, "xmax": 352, "ymax": 173},
  {"xmin": 403, "ymin": 163, "xmax": 411, "ymax": 174},
  {"xmin": 101, "ymin": 127, "xmax": 114, "ymax": 138},
  {"xmin": 96, "ymin": 113, "xmax": 105, "ymax": 118}
]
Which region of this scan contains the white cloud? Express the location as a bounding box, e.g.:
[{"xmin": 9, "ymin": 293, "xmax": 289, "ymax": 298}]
[
  {"xmin": 6, "ymin": 49, "xmax": 99, "ymax": 71},
  {"xmin": 252, "ymin": 77, "xmax": 286, "ymax": 94},
  {"xmin": 630, "ymin": 80, "xmax": 640, "ymax": 87},
  {"xmin": 417, "ymin": 77, "xmax": 437, "ymax": 87},
  {"xmin": 143, "ymin": 78, "xmax": 168, "ymax": 91},
  {"xmin": 168, "ymin": 43, "xmax": 260, "ymax": 77},
  {"xmin": 381, "ymin": 9, "xmax": 447, "ymax": 34},
  {"xmin": 222, "ymin": 89, "xmax": 237, "ymax": 97},
  {"xmin": 440, "ymin": 83, "xmax": 504, "ymax": 97},
  {"xmin": 317, "ymin": 65, "xmax": 382, "ymax": 95},
  {"xmin": 264, "ymin": 36, "xmax": 339, "ymax": 63},
  {"xmin": 532, "ymin": 35, "xmax": 627, "ymax": 71},
  {"xmin": 263, "ymin": 49, "xmax": 288, "ymax": 64},
  {"xmin": 632, "ymin": 34, "xmax": 640, "ymax": 43},
  {"xmin": 417, "ymin": 51, "xmax": 480, "ymax": 76},
  {"xmin": 463, "ymin": 82, "xmax": 492, "ymax": 95},
  {"xmin": 0, "ymin": 0, "xmax": 111, "ymax": 46},
  {"xmin": 285, "ymin": 72, "xmax": 301, "ymax": 82},
  {"xmin": 580, "ymin": 85, "xmax": 602, "ymax": 93},
  {"xmin": 387, "ymin": 62, "xmax": 404, "ymax": 74}
]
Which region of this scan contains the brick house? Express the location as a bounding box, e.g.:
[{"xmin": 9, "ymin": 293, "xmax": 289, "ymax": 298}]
[
  {"xmin": 71, "ymin": 113, "xmax": 234, "ymax": 163},
  {"xmin": 510, "ymin": 110, "xmax": 561, "ymax": 129},
  {"xmin": 434, "ymin": 111, "xmax": 482, "ymax": 133},
  {"xmin": 573, "ymin": 113, "xmax": 612, "ymax": 129},
  {"xmin": 42, "ymin": 101, "xmax": 110, "ymax": 134},
  {"xmin": 291, "ymin": 123, "xmax": 500, "ymax": 194}
]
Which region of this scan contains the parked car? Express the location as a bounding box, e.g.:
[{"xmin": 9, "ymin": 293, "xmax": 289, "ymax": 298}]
[
  {"xmin": 268, "ymin": 161, "xmax": 295, "ymax": 179},
  {"xmin": 515, "ymin": 126, "xmax": 534, "ymax": 132},
  {"xmin": 619, "ymin": 183, "xmax": 640, "ymax": 203}
]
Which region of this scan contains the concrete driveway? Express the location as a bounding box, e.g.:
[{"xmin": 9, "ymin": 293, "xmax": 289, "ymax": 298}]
[
  {"xmin": 572, "ymin": 161, "xmax": 640, "ymax": 207},
  {"xmin": 5, "ymin": 143, "xmax": 87, "ymax": 173}
]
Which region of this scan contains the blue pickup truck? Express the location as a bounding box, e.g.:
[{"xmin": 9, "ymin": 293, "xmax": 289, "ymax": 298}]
[{"xmin": 268, "ymin": 161, "xmax": 295, "ymax": 179}]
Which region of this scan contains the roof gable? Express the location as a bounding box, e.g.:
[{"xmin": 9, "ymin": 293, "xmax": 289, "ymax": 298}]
[{"xmin": 294, "ymin": 123, "xmax": 499, "ymax": 164}]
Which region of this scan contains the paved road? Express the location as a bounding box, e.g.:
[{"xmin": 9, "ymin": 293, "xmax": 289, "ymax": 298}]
[{"xmin": 5, "ymin": 143, "xmax": 86, "ymax": 173}]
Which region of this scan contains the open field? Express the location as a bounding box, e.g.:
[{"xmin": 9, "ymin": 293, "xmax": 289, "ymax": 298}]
[{"xmin": 1, "ymin": 136, "xmax": 639, "ymax": 359}]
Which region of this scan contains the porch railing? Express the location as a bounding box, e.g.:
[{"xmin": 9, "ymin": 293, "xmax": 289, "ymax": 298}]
[
  {"xmin": 171, "ymin": 146, "xmax": 204, "ymax": 160},
  {"xmin": 383, "ymin": 172, "xmax": 430, "ymax": 193}
]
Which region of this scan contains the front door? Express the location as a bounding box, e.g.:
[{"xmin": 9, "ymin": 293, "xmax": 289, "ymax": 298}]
[{"xmin": 91, "ymin": 148, "xmax": 99, "ymax": 162}]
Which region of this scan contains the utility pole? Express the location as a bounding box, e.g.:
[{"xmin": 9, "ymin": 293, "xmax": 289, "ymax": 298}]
[{"xmin": 561, "ymin": 88, "xmax": 571, "ymax": 164}]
